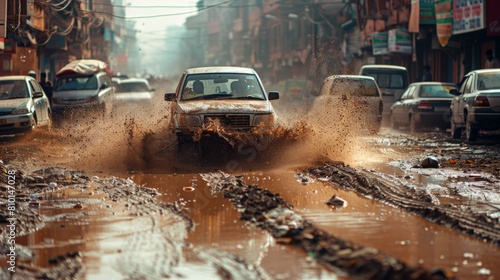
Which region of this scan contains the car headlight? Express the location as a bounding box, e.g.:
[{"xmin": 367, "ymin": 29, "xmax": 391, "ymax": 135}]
[
  {"xmin": 253, "ymin": 114, "xmax": 274, "ymax": 126},
  {"xmin": 87, "ymin": 95, "xmax": 99, "ymax": 103},
  {"xmin": 178, "ymin": 114, "xmax": 201, "ymax": 127},
  {"xmin": 11, "ymin": 107, "xmax": 30, "ymax": 115}
]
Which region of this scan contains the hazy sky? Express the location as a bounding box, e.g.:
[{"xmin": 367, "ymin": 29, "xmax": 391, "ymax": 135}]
[
  {"xmin": 122, "ymin": 1, "xmax": 200, "ymax": 74},
  {"xmin": 125, "ymin": 1, "xmax": 199, "ymax": 36}
]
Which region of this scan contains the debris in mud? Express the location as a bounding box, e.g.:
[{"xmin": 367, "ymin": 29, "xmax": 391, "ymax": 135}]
[
  {"xmin": 304, "ymin": 161, "xmax": 500, "ymax": 246},
  {"xmin": 294, "ymin": 173, "xmax": 315, "ymax": 185},
  {"xmin": 0, "ymin": 251, "xmax": 84, "ymax": 279},
  {"xmin": 201, "ymin": 172, "xmax": 454, "ymax": 279},
  {"xmin": 326, "ymin": 194, "xmax": 347, "ymax": 207}
]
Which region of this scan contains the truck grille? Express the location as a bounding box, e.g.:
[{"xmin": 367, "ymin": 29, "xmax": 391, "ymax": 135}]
[{"xmin": 204, "ymin": 114, "xmax": 251, "ymax": 128}]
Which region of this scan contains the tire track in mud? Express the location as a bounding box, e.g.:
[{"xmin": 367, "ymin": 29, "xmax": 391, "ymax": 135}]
[
  {"xmin": 0, "ymin": 163, "xmax": 279, "ymax": 279},
  {"xmin": 201, "ymin": 172, "xmax": 452, "ymax": 280},
  {"xmin": 196, "ymin": 248, "xmax": 272, "ymax": 280},
  {"xmin": 304, "ymin": 162, "xmax": 500, "ymax": 246}
]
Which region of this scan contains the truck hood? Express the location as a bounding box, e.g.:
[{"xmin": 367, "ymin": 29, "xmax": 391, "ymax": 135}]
[
  {"xmin": 0, "ymin": 98, "xmax": 30, "ymax": 111},
  {"xmin": 178, "ymin": 100, "xmax": 274, "ymax": 114}
]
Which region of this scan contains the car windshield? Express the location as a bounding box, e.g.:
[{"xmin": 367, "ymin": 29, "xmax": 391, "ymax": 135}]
[
  {"xmin": 117, "ymin": 82, "xmax": 150, "ymax": 93},
  {"xmin": 366, "ymin": 72, "xmax": 406, "ymax": 89},
  {"xmin": 419, "ymin": 85, "xmax": 456, "ymax": 98},
  {"xmin": 180, "ymin": 73, "xmax": 266, "ymax": 101},
  {"xmin": 55, "ymin": 75, "xmax": 98, "ymax": 91},
  {"xmin": 0, "ymin": 80, "xmax": 29, "ymax": 99},
  {"xmin": 330, "ymin": 78, "xmax": 379, "ymax": 97},
  {"xmin": 477, "ymin": 72, "xmax": 500, "ymax": 90}
]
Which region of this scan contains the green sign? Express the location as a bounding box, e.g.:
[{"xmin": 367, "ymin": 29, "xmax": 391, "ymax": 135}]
[
  {"xmin": 420, "ymin": 0, "xmax": 435, "ymax": 24},
  {"xmin": 388, "ymin": 29, "xmax": 412, "ymax": 53},
  {"xmin": 372, "ymin": 33, "xmax": 389, "ymax": 55}
]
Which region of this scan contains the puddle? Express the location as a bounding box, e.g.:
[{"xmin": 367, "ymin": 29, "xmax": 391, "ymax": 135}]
[
  {"xmin": 126, "ymin": 172, "xmax": 344, "ymax": 280},
  {"xmin": 71, "ymin": 168, "xmax": 499, "ymax": 279},
  {"xmin": 1, "ymin": 164, "xmax": 500, "ymax": 279},
  {"xmin": 239, "ymin": 169, "xmax": 499, "ymax": 279}
]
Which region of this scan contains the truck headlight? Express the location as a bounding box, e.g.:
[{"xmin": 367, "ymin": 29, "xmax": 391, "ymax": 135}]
[
  {"xmin": 178, "ymin": 114, "xmax": 201, "ymax": 127},
  {"xmin": 253, "ymin": 114, "xmax": 274, "ymax": 126},
  {"xmin": 11, "ymin": 107, "xmax": 29, "ymax": 115}
]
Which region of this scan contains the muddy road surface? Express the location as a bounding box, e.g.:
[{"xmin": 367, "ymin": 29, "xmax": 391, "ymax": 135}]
[{"xmin": 1, "ymin": 84, "xmax": 499, "ymax": 279}]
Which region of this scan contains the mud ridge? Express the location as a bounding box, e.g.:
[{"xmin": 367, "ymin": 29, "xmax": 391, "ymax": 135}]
[
  {"xmin": 201, "ymin": 172, "xmax": 453, "ymax": 280},
  {"xmin": 304, "ymin": 161, "xmax": 500, "ymax": 246}
]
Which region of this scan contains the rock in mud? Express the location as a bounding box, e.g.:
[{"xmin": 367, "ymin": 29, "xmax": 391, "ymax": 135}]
[
  {"xmin": 326, "ymin": 194, "xmax": 346, "ymax": 207},
  {"xmin": 421, "ymin": 156, "xmax": 439, "ymax": 168}
]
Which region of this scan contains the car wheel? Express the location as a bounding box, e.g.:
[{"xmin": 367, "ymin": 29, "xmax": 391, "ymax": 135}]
[
  {"xmin": 465, "ymin": 116, "xmax": 478, "ymax": 142},
  {"xmin": 450, "ymin": 117, "xmax": 462, "ymax": 139},
  {"xmin": 409, "ymin": 115, "xmax": 419, "ymax": 134}
]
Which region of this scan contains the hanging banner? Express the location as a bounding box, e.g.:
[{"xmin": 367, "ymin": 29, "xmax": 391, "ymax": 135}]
[
  {"xmin": 388, "ymin": 29, "xmax": 412, "ymax": 53},
  {"xmin": 420, "ymin": 0, "xmax": 436, "ymax": 24},
  {"xmin": 435, "ymin": 0, "xmax": 453, "ymax": 47},
  {"xmin": 372, "ymin": 32, "xmax": 389, "ymax": 55},
  {"xmin": 0, "ymin": 0, "xmax": 6, "ymax": 38},
  {"xmin": 486, "ymin": 0, "xmax": 500, "ymax": 36},
  {"xmin": 453, "ymin": 0, "xmax": 484, "ymax": 34},
  {"xmin": 409, "ymin": 0, "xmax": 420, "ymax": 33}
]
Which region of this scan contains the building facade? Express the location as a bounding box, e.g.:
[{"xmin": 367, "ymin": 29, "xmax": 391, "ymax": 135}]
[{"xmin": 0, "ymin": 0, "xmax": 115, "ymax": 82}]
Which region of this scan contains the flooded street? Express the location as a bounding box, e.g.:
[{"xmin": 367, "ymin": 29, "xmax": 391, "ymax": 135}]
[{"xmin": 1, "ymin": 83, "xmax": 499, "ymax": 279}]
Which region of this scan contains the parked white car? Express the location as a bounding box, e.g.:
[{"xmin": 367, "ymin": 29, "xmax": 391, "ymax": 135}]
[{"xmin": 0, "ymin": 75, "xmax": 52, "ymax": 135}]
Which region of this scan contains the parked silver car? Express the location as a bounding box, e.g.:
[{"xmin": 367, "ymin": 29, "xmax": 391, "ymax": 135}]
[
  {"xmin": 391, "ymin": 82, "xmax": 457, "ymax": 133},
  {"xmin": 0, "ymin": 76, "xmax": 52, "ymax": 134},
  {"xmin": 450, "ymin": 69, "xmax": 500, "ymax": 142},
  {"xmin": 164, "ymin": 66, "xmax": 279, "ymax": 147}
]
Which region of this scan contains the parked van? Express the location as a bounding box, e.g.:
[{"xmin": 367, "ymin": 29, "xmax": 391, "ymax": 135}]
[
  {"xmin": 359, "ymin": 64, "xmax": 409, "ymax": 125},
  {"xmin": 51, "ymin": 59, "xmax": 115, "ymax": 116}
]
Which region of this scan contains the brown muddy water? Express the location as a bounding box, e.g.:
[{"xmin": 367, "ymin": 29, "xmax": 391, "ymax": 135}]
[{"xmin": 95, "ymin": 166, "xmax": 498, "ymax": 279}]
